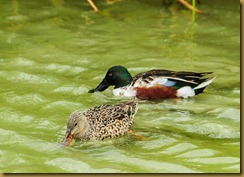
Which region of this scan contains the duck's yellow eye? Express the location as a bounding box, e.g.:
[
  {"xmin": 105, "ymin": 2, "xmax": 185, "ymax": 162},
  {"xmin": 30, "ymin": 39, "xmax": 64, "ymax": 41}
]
[{"xmin": 109, "ymin": 73, "xmax": 113, "ymax": 76}]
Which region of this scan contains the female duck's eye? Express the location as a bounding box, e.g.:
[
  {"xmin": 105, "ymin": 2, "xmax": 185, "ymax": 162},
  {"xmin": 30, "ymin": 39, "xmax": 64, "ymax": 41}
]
[
  {"xmin": 108, "ymin": 73, "xmax": 113, "ymax": 76},
  {"xmin": 74, "ymin": 123, "xmax": 77, "ymax": 126}
]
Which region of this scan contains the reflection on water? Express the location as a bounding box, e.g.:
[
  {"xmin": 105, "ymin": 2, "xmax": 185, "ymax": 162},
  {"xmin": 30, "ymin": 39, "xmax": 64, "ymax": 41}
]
[{"xmin": 0, "ymin": 0, "xmax": 240, "ymax": 173}]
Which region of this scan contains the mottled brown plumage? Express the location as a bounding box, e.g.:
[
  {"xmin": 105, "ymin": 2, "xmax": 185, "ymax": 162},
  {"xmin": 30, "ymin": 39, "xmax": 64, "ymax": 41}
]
[{"xmin": 62, "ymin": 102, "xmax": 138, "ymax": 146}]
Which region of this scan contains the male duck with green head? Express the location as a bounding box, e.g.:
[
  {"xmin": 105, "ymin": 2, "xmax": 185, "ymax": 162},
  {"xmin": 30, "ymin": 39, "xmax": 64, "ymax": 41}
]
[{"xmin": 89, "ymin": 66, "xmax": 215, "ymax": 100}]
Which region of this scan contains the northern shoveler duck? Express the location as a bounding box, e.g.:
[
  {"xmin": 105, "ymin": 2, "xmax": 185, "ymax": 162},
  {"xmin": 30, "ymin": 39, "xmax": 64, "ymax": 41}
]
[
  {"xmin": 62, "ymin": 102, "xmax": 138, "ymax": 146},
  {"xmin": 88, "ymin": 65, "xmax": 215, "ymax": 100}
]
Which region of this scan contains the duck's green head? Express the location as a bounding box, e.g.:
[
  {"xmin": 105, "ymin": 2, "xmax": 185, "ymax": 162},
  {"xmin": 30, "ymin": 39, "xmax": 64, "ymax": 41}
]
[{"xmin": 88, "ymin": 66, "xmax": 133, "ymax": 93}]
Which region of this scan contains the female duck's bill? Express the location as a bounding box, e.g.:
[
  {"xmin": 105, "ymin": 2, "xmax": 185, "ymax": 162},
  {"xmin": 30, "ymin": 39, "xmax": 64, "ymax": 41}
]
[
  {"xmin": 62, "ymin": 102, "xmax": 138, "ymax": 147},
  {"xmin": 63, "ymin": 131, "xmax": 73, "ymax": 146},
  {"xmin": 88, "ymin": 65, "xmax": 216, "ymax": 100}
]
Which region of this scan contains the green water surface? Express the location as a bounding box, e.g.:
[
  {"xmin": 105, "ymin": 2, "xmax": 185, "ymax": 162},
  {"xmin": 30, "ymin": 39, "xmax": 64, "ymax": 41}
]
[{"xmin": 0, "ymin": 0, "xmax": 240, "ymax": 173}]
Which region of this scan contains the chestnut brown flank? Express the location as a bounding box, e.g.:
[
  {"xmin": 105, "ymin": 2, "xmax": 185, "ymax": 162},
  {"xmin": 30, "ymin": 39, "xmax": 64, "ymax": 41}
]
[{"xmin": 135, "ymin": 85, "xmax": 177, "ymax": 100}]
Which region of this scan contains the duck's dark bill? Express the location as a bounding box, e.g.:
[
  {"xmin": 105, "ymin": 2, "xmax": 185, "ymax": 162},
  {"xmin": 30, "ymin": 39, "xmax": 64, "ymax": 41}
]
[
  {"xmin": 88, "ymin": 80, "xmax": 109, "ymax": 93},
  {"xmin": 88, "ymin": 89, "xmax": 96, "ymax": 93}
]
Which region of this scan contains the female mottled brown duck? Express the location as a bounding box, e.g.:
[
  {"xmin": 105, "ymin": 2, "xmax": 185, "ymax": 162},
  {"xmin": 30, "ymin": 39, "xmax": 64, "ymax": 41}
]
[{"xmin": 62, "ymin": 102, "xmax": 138, "ymax": 146}]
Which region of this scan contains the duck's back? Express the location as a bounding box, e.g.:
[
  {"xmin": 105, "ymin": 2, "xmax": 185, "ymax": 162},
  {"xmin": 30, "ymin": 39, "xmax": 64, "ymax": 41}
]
[
  {"xmin": 130, "ymin": 69, "xmax": 215, "ymax": 99},
  {"xmin": 82, "ymin": 102, "xmax": 138, "ymax": 140}
]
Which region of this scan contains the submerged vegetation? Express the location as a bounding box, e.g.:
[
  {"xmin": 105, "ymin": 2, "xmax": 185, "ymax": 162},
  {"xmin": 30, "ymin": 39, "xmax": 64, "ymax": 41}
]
[
  {"xmin": 86, "ymin": 0, "xmax": 201, "ymax": 24},
  {"xmin": 87, "ymin": 0, "xmax": 203, "ymax": 14}
]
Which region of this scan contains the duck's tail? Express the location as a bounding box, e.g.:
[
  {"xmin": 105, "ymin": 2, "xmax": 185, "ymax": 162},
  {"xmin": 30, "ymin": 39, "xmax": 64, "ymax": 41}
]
[{"xmin": 194, "ymin": 76, "xmax": 216, "ymax": 95}]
